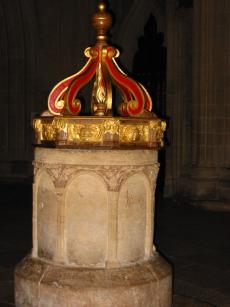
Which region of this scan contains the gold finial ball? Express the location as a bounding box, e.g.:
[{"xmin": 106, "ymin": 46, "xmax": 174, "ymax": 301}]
[
  {"xmin": 92, "ymin": 1, "xmax": 112, "ymax": 45},
  {"xmin": 98, "ymin": 2, "xmax": 106, "ymax": 12}
]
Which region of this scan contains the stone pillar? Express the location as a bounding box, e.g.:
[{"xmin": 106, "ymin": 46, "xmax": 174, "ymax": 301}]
[
  {"xmin": 15, "ymin": 148, "xmax": 172, "ymax": 306},
  {"xmin": 191, "ymin": 0, "xmax": 230, "ymax": 207},
  {"xmin": 165, "ymin": 0, "xmax": 230, "ymax": 209},
  {"xmin": 164, "ymin": 0, "xmax": 193, "ymax": 197}
]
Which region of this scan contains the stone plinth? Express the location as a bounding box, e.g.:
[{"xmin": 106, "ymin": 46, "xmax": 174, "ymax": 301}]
[{"xmin": 15, "ymin": 148, "xmax": 172, "ymax": 306}]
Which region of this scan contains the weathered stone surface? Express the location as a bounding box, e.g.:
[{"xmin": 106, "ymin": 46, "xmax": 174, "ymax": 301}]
[
  {"xmin": 37, "ymin": 172, "xmax": 58, "ymax": 260},
  {"xmin": 15, "ymin": 254, "xmax": 172, "ymax": 307},
  {"xmin": 32, "ymin": 148, "xmax": 159, "ymax": 267},
  {"xmin": 66, "ymin": 173, "xmax": 108, "ymax": 266},
  {"xmin": 15, "ymin": 147, "xmax": 172, "ymax": 305},
  {"xmin": 15, "ymin": 257, "xmax": 49, "ymax": 306},
  {"xmin": 117, "ymin": 173, "xmax": 147, "ymax": 263}
]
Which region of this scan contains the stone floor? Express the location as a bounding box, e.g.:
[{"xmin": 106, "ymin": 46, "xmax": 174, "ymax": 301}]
[{"xmin": 0, "ymin": 183, "xmax": 230, "ymax": 307}]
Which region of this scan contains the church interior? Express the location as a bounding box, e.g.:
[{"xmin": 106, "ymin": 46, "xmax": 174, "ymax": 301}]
[{"xmin": 0, "ymin": 0, "xmax": 230, "ymax": 306}]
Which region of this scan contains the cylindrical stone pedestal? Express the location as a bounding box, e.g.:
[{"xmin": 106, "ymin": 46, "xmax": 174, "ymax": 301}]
[{"xmin": 15, "ymin": 148, "xmax": 172, "ymax": 306}]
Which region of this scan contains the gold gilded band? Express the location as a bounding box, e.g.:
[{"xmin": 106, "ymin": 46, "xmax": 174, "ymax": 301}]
[{"xmin": 33, "ymin": 116, "xmax": 166, "ymax": 149}]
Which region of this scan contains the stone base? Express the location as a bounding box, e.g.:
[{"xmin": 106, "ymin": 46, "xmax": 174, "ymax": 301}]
[{"xmin": 15, "ymin": 254, "xmax": 172, "ymax": 307}]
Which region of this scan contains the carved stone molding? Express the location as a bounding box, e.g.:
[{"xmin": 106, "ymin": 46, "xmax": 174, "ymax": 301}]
[{"xmin": 34, "ymin": 161, "xmax": 159, "ymax": 192}]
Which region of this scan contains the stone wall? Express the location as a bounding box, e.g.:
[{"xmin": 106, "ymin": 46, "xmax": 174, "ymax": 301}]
[
  {"xmin": 165, "ymin": 0, "xmax": 230, "ymax": 207},
  {"xmin": 190, "ymin": 0, "xmax": 230, "ymax": 205},
  {"xmin": 164, "ymin": 0, "xmax": 193, "ymax": 197}
]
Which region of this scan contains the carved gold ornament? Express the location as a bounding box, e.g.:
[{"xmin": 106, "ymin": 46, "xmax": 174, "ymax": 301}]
[
  {"xmin": 33, "ymin": 116, "xmax": 166, "ymax": 149},
  {"xmin": 33, "ymin": 1, "xmax": 166, "ymax": 149}
]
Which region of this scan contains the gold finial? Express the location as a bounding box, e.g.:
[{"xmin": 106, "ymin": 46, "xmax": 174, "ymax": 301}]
[
  {"xmin": 46, "ymin": 0, "xmax": 154, "ymax": 119},
  {"xmin": 92, "ymin": 1, "xmax": 112, "ymax": 46}
]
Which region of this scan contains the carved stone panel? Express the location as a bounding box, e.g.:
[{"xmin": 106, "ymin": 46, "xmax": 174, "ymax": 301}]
[
  {"xmin": 117, "ymin": 173, "xmax": 148, "ymax": 263},
  {"xmin": 33, "ymin": 148, "xmax": 158, "ymax": 267},
  {"xmin": 65, "ymin": 173, "xmax": 108, "ymax": 266},
  {"xmin": 37, "ymin": 172, "xmax": 58, "ymax": 260}
]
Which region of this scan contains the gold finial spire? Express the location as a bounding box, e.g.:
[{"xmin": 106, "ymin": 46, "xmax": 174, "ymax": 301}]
[{"xmin": 92, "ymin": 1, "xmax": 112, "ymax": 46}]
